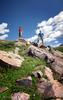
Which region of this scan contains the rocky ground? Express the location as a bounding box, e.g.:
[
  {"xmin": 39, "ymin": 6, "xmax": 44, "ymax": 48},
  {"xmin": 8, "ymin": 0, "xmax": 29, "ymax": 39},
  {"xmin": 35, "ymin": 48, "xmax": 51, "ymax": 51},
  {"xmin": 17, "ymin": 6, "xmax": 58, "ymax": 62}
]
[{"xmin": 0, "ymin": 40, "xmax": 63, "ymax": 100}]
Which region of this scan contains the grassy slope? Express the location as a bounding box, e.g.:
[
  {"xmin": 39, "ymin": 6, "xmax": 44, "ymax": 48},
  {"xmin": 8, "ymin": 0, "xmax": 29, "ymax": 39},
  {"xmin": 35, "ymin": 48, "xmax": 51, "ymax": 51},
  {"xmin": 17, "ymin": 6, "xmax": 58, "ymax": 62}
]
[
  {"xmin": 54, "ymin": 46, "xmax": 63, "ymax": 52},
  {"xmin": 0, "ymin": 41, "xmax": 46, "ymax": 100}
]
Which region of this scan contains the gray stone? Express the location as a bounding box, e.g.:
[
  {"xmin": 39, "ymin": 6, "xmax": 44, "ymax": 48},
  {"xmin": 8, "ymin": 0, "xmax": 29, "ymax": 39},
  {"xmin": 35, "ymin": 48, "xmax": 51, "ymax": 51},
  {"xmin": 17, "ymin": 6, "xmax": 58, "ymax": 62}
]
[{"xmin": 16, "ymin": 76, "xmax": 32, "ymax": 87}]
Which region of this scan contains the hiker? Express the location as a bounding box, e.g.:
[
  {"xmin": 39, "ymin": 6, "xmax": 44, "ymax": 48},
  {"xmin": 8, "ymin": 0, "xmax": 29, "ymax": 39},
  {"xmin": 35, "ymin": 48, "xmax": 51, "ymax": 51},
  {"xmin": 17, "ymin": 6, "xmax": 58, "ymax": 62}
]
[
  {"xmin": 38, "ymin": 31, "xmax": 44, "ymax": 45},
  {"xmin": 19, "ymin": 26, "xmax": 23, "ymax": 39}
]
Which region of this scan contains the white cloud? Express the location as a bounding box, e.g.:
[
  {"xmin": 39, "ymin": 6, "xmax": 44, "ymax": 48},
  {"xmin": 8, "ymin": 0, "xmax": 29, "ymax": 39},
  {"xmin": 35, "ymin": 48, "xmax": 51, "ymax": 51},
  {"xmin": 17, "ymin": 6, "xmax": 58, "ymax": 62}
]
[
  {"xmin": 0, "ymin": 34, "xmax": 8, "ymax": 40},
  {"xmin": 28, "ymin": 11, "xmax": 63, "ymax": 47},
  {"xmin": 0, "ymin": 23, "xmax": 9, "ymax": 40},
  {"xmin": 27, "ymin": 35, "xmax": 38, "ymax": 42},
  {"xmin": 38, "ymin": 21, "xmax": 46, "ymax": 27},
  {"xmin": 54, "ymin": 40, "xmax": 59, "ymax": 44}
]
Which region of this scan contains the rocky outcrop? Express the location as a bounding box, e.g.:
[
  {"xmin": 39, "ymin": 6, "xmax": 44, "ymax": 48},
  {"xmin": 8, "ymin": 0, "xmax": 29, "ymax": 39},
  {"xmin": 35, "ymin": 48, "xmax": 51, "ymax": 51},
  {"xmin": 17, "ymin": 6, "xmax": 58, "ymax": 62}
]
[
  {"xmin": 37, "ymin": 67, "xmax": 63, "ymax": 99},
  {"xmin": 0, "ymin": 50, "xmax": 24, "ymax": 68},
  {"xmin": 28, "ymin": 45, "xmax": 63, "ymax": 76},
  {"xmin": 28, "ymin": 45, "xmax": 54, "ymax": 60},
  {"xmin": 15, "ymin": 39, "xmax": 27, "ymax": 46},
  {"xmin": 37, "ymin": 79, "xmax": 63, "ymax": 99},
  {"xmin": 37, "ymin": 79, "xmax": 53, "ymax": 97},
  {"xmin": 11, "ymin": 92, "xmax": 30, "ymax": 100}
]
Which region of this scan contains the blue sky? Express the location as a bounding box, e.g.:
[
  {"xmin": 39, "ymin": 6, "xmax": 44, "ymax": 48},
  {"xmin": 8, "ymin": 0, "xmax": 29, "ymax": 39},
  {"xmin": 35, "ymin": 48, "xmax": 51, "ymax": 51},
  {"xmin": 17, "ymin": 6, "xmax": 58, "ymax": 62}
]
[{"xmin": 0, "ymin": 0, "xmax": 63, "ymax": 46}]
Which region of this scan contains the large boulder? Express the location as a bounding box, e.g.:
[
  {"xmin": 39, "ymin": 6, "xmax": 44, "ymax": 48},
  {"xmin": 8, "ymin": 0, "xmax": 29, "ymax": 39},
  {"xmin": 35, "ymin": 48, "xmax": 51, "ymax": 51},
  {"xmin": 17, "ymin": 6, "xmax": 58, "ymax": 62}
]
[
  {"xmin": 37, "ymin": 79, "xmax": 53, "ymax": 97},
  {"xmin": 28, "ymin": 46, "xmax": 47, "ymax": 59},
  {"xmin": 50, "ymin": 61, "xmax": 63, "ymax": 75},
  {"xmin": 37, "ymin": 67, "xmax": 63, "ymax": 99},
  {"xmin": 11, "ymin": 92, "xmax": 30, "ymax": 100},
  {"xmin": 0, "ymin": 50, "xmax": 24, "ymax": 68},
  {"xmin": 28, "ymin": 45, "xmax": 54, "ymax": 61},
  {"xmin": 37, "ymin": 79, "xmax": 63, "ymax": 99},
  {"xmin": 28, "ymin": 45, "xmax": 63, "ymax": 76}
]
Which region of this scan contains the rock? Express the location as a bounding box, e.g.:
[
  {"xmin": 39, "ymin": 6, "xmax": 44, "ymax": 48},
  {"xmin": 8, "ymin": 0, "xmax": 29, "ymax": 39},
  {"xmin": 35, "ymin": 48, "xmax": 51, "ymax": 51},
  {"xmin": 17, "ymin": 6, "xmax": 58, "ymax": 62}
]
[
  {"xmin": 28, "ymin": 46, "xmax": 48, "ymax": 60},
  {"xmin": 45, "ymin": 67, "xmax": 63, "ymax": 98},
  {"xmin": 11, "ymin": 92, "xmax": 30, "ymax": 100},
  {"xmin": 0, "ymin": 50, "xmax": 24, "ymax": 68},
  {"xmin": 28, "ymin": 45, "xmax": 63, "ymax": 76},
  {"xmin": 37, "ymin": 79, "xmax": 52, "ymax": 96},
  {"xmin": 15, "ymin": 39, "xmax": 27, "ymax": 46},
  {"xmin": 28, "ymin": 45, "xmax": 54, "ymax": 61},
  {"xmin": 32, "ymin": 70, "xmax": 43, "ymax": 79},
  {"xmin": 0, "ymin": 87, "xmax": 8, "ymax": 93},
  {"xmin": 47, "ymin": 57, "xmax": 55, "ymax": 64},
  {"xmin": 51, "ymin": 80, "xmax": 63, "ymax": 98},
  {"xmin": 50, "ymin": 61, "xmax": 63, "ymax": 75},
  {"xmin": 37, "ymin": 79, "xmax": 63, "ymax": 98},
  {"xmin": 16, "ymin": 76, "xmax": 32, "ymax": 87},
  {"xmin": 26, "ymin": 41, "xmax": 31, "ymax": 45},
  {"xmin": 37, "ymin": 67, "xmax": 63, "ymax": 99},
  {"xmin": 14, "ymin": 47, "xmax": 20, "ymax": 55},
  {"xmin": 59, "ymin": 75, "xmax": 63, "ymax": 81},
  {"xmin": 44, "ymin": 67, "xmax": 54, "ymax": 82}
]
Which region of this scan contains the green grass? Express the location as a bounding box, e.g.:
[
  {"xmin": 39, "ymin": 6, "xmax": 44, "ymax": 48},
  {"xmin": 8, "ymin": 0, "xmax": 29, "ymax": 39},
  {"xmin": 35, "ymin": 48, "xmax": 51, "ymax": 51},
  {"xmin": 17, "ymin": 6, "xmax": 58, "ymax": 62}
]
[
  {"xmin": 54, "ymin": 46, "xmax": 63, "ymax": 52},
  {"xmin": 0, "ymin": 40, "xmax": 15, "ymax": 51},
  {"xmin": 0, "ymin": 41, "xmax": 46, "ymax": 100}
]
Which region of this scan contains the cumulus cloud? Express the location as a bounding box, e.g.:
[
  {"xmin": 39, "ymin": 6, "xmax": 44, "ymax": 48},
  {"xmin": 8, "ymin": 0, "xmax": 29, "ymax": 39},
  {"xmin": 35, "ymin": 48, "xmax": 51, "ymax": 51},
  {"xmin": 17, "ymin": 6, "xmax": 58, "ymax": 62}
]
[
  {"xmin": 28, "ymin": 11, "xmax": 63, "ymax": 47},
  {"xmin": 28, "ymin": 35, "xmax": 38, "ymax": 42},
  {"xmin": 0, "ymin": 34, "xmax": 8, "ymax": 40},
  {"xmin": 0, "ymin": 23, "xmax": 9, "ymax": 40}
]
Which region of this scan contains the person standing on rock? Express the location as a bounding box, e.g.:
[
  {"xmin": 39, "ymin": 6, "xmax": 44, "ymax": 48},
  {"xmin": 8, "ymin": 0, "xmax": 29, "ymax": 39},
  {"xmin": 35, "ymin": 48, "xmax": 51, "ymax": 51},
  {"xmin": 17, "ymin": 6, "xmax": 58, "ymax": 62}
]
[
  {"xmin": 38, "ymin": 31, "xmax": 44, "ymax": 45},
  {"xmin": 18, "ymin": 26, "xmax": 23, "ymax": 39}
]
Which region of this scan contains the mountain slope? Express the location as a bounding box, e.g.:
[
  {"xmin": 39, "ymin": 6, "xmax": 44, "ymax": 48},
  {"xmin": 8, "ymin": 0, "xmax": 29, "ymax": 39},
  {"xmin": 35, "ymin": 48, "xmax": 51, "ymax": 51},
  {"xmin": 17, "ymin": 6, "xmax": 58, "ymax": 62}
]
[{"xmin": 0, "ymin": 40, "xmax": 46, "ymax": 100}]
